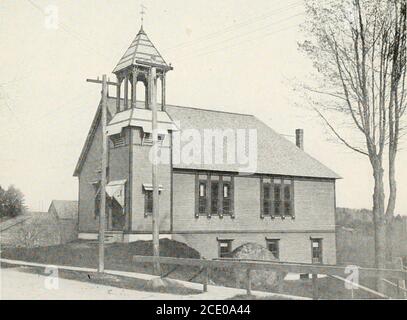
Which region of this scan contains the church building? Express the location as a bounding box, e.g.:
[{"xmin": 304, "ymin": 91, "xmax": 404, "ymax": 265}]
[{"xmin": 74, "ymin": 26, "xmax": 340, "ymax": 263}]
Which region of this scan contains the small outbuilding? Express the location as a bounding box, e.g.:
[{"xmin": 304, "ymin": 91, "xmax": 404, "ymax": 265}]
[{"xmin": 48, "ymin": 200, "xmax": 79, "ymax": 244}]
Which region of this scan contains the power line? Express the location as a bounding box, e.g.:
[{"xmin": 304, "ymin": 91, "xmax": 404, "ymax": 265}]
[
  {"xmin": 176, "ymin": 13, "xmax": 303, "ymax": 62},
  {"xmin": 25, "ymin": 0, "xmax": 111, "ymax": 61},
  {"xmin": 162, "ymin": 1, "xmax": 303, "ymax": 53}
]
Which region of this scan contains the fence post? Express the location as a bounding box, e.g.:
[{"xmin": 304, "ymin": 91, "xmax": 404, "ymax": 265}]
[
  {"xmin": 312, "ymin": 274, "xmax": 318, "ymax": 300},
  {"xmin": 246, "ymin": 268, "xmax": 252, "ymax": 296},
  {"xmin": 203, "ymin": 266, "xmax": 209, "ymax": 293}
]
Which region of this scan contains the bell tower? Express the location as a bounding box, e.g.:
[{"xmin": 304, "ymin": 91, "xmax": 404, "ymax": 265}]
[{"xmin": 113, "ymin": 26, "xmax": 173, "ymax": 113}]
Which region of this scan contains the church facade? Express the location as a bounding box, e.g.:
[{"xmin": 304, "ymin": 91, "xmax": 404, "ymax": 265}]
[{"xmin": 74, "ymin": 26, "xmax": 340, "ymax": 263}]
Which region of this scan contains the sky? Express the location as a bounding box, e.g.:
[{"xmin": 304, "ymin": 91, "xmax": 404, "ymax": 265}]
[{"xmin": 0, "ymin": 0, "xmax": 406, "ymax": 215}]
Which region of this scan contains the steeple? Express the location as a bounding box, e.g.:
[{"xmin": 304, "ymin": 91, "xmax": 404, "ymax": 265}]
[
  {"xmin": 113, "ymin": 26, "xmax": 173, "ymax": 113},
  {"xmin": 113, "ymin": 26, "xmax": 171, "ymax": 74}
]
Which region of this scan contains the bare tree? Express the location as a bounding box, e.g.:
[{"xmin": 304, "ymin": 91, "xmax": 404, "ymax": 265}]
[
  {"xmin": 15, "ymin": 220, "xmax": 46, "ymax": 248},
  {"xmin": 299, "ymin": 0, "xmax": 407, "ymax": 293}
]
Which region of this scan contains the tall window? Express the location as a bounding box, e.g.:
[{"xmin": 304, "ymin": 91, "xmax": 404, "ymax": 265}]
[
  {"xmin": 198, "ymin": 179, "xmax": 208, "ymax": 215},
  {"xmin": 211, "ymin": 177, "xmax": 220, "ymax": 215},
  {"xmin": 145, "ymin": 190, "xmax": 153, "ymax": 216},
  {"xmin": 266, "ymin": 239, "xmax": 280, "ymax": 259},
  {"xmin": 222, "ymin": 177, "xmax": 232, "ymax": 215},
  {"xmin": 262, "ymin": 178, "xmax": 272, "ymax": 218},
  {"xmin": 218, "ymin": 239, "xmax": 233, "ymax": 258},
  {"xmin": 196, "ymin": 173, "xmax": 234, "ymax": 218},
  {"xmin": 311, "ymin": 238, "xmax": 323, "ymax": 264},
  {"xmin": 274, "ymin": 179, "xmax": 282, "ymax": 216},
  {"xmin": 261, "ymin": 178, "xmax": 294, "ymax": 219},
  {"xmin": 283, "ymin": 180, "xmax": 293, "ymax": 217}
]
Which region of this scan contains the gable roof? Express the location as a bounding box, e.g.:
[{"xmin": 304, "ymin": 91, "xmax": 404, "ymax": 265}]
[
  {"xmin": 73, "ymin": 98, "xmax": 117, "ymax": 177},
  {"xmin": 166, "ymin": 105, "xmax": 340, "ymax": 179},
  {"xmin": 74, "ymin": 98, "xmax": 340, "ymax": 179},
  {"xmin": 113, "ymin": 27, "xmax": 169, "ymax": 73},
  {"xmin": 49, "ymin": 201, "xmax": 78, "ymax": 219}
]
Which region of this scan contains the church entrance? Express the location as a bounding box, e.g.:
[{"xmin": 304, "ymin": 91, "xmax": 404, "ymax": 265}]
[
  {"xmin": 105, "ymin": 179, "xmax": 127, "ymax": 231},
  {"xmin": 109, "ymin": 198, "xmax": 126, "ymax": 231}
]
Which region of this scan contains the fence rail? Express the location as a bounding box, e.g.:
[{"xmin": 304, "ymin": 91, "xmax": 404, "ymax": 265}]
[{"xmin": 133, "ymin": 255, "xmax": 407, "ymax": 299}]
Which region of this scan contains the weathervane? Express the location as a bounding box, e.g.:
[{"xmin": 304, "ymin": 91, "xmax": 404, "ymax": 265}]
[{"xmin": 140, "ymin": 4, "xmax": 147, "ymax": 27}]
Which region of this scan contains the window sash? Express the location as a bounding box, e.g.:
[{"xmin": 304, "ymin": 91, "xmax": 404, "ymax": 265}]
[
  {"xmin": 196, "ymin": 173, "xmax": 234, "ymax": 218},
  {"xmin": 222, "ymin": 182, "xmax": 232, "ymax": 215},
  {"xmin": 218, "ymin": 240, "xmax": 233, "ymax": 258},
  {"xmin": 266, "ymin": 240, "xmax": 280, "ymax": 259},
  {"xmin": 211, "ymin": 181, "xmax": 219, "ymax": 215},
  {"xmin": 198, "ymin": 181, "xmax": 208, "ymax": 215},
  {"xmin": 145, "ymin": 191, "xmax": 153, "ymax": 215},
  {"xmin": 311, "ymin": 239, "xmax": 323, "ymax": 264},
  {"xmin": 261, "ymin": 178, "xmax": 294, "ymax": 218}
]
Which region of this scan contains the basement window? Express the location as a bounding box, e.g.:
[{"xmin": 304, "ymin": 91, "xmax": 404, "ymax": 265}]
[
  {"xmin": 266, "ymin": 239, "xmax": 280, "ymax": 259},
  {"xmin": 311, "ymin": 238, "xmax": 323, "ymax": 264},
  {"xmin": 218, "ymin": 239, "xmax": 233, "ymax": 258}
]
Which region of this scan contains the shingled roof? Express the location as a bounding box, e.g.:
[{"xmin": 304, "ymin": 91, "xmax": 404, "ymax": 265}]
[
  {"xmin": 166, "ymin": 105, "xmax": 340, "ymax": 179},
  {"xmin": 74, "ymin": 98, "xmax": 340, "ymax": 179},
  {"xmin": 113, "ymin": 27, "xmax": 169, "ymax": 73},
  {"xmin": 49, "ymin": 201, "xmax": 78, "ymax": 220}
]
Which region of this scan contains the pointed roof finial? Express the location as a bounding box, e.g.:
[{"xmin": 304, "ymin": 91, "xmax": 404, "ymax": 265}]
[{"xmin": 140, "ymin": 4, "xmax": 147, "ymax": 29}]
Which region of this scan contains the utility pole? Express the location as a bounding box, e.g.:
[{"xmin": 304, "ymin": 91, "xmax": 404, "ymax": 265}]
[
  {"xmin": 150, "ymin": 67, "xmax": 161, "ymax": 275},
  {"xmin": 86, "ymin": 75, "xmax": 116, "ymax": 273}
]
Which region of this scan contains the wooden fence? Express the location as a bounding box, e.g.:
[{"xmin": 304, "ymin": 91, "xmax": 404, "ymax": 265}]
[{"xmin": 133, "ymin": 255, "xmax": 407, "ymax": 299}]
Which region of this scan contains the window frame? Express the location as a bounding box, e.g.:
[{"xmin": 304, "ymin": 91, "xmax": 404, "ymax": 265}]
[
  {"xmin": 222, "ymin": 178, "xmax": 233, "ymax": 217},
  {"xmin": 195, "ymin": 172, "xmax": 235, "ymax": 219},
  {"xmin": 218, "ymin": 239, "xmax": 234, "ymax": 258},
  {"xmin": 197, "ymin": 178, "xmax": 208, "ymax": 217},
  {"xmin": 266, "ymin": 238, "xmax": 280, "ymax": 259},
  {"xmin": 261, "ymin": 177, "xmax": 295, "ymax": 219},
  {"xmin": 143, "ymin": 187, "xmax": 163, "ymax": 217},
  {"xmin": 311, "ymin": 238, "xmax": 323, "ymax": 264},
  {"xmin": 144, "ymin": 190, "xmax": 153, "ymax": 217}
]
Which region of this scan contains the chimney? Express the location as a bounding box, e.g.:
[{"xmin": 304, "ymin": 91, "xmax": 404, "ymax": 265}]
[{"xmin": 296, "ymin": 129, "xmax": 304, "ymax": 150}]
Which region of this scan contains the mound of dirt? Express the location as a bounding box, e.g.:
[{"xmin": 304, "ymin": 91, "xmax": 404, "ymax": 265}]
[
  {"xmin": 210, "ymin": 243, "xmax": 286, "ymax": 291},
  {"xmin": 232, "ymin": 243, "xmax": 286, "ymax": 290}
]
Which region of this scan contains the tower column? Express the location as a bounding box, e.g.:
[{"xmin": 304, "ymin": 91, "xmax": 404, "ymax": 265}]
[
  {"xmin": 124, "ymin": 74, "xmax": 129, "ymax": 109},
  {"xmin": 161, "ymin": 73, "xmax": 166, "ymax": 111},
  {"xmin": 145, "ymin": 80, "xmax": 149, "ymax": 109},
  {"xmin": 116, "ymin": 76, "xmax": 122, "ymax": 113},
  {"xmin": 132, "ymin": 69, "xmax": 138, "ymax": 108}
]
